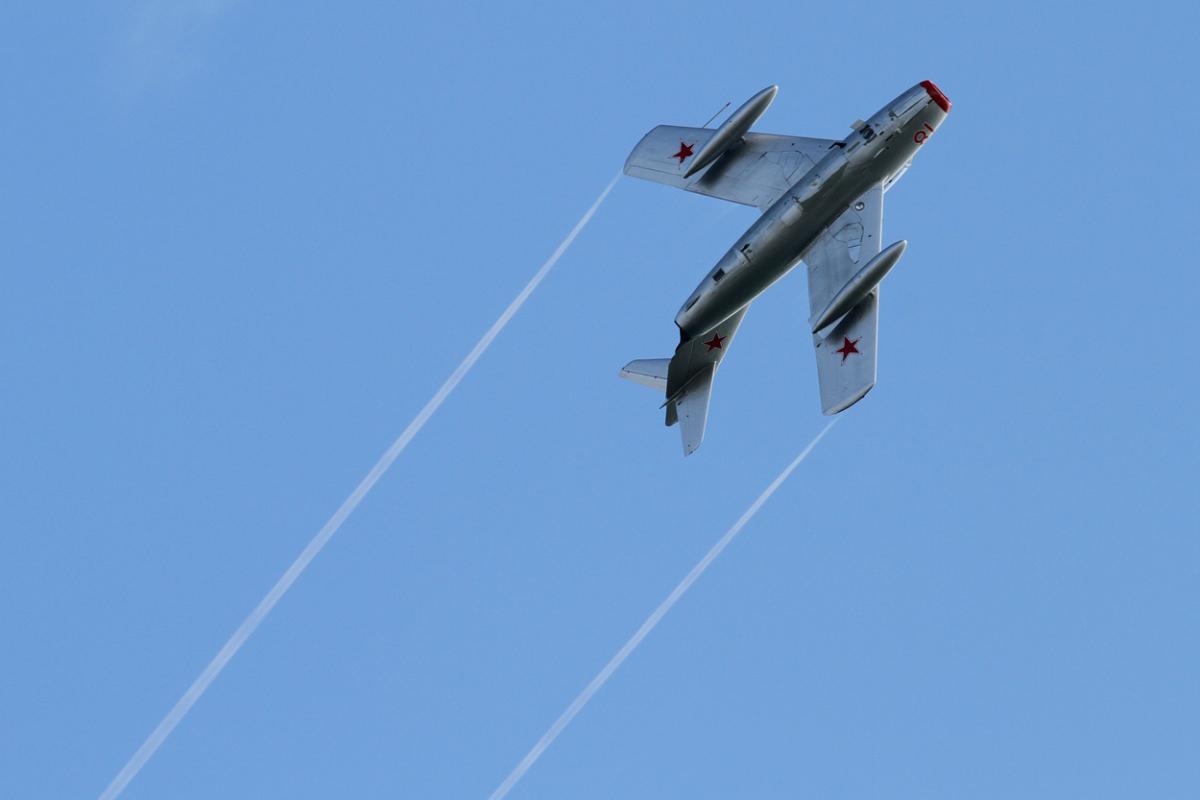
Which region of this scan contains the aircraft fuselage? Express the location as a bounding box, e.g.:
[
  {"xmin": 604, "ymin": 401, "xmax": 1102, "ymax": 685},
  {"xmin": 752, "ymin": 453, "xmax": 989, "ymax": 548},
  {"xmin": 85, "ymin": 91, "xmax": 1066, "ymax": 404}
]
[{"xmin": 675, "ymin": 81, "xmax": 950, "ymax": 339}]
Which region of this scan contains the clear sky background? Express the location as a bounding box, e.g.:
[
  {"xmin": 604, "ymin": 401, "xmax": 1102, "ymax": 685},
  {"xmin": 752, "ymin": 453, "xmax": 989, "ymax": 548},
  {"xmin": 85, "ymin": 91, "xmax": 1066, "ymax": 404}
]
[{"xmin": 3, "ymin": 1, "xmax": 1198, "ymax": 797}]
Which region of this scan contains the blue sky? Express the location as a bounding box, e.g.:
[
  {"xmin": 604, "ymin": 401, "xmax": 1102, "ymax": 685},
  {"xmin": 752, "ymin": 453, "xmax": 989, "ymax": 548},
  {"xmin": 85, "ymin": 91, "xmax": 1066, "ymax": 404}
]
[{"xmin": 2, "ymin": 1, "xmax": 1197, "ymax": 797}]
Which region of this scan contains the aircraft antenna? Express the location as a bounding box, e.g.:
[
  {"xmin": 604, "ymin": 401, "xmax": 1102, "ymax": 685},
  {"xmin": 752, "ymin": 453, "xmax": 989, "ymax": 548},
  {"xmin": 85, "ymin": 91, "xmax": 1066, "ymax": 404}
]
[{"xmin": 701, "ymin": 101, "xmax": 731, "ymax": 129}]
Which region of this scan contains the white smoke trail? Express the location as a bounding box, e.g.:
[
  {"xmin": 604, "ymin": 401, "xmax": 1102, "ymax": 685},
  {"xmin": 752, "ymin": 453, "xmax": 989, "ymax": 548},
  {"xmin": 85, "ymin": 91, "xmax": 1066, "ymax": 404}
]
[
  {"xmin": 487, "ymin": 418, "xmax": 838, "ymax": 800},
  {"xmin": 98, "ymin": 173, "xmax": 622, "ymax": 800}
]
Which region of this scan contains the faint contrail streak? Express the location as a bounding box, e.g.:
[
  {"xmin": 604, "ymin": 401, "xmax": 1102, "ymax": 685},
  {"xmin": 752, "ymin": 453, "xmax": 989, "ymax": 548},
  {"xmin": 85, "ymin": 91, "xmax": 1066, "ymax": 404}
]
[
  {"xmin": 487, "ymin": 418, "xmax": 838, "ymax": 800},
  {"xmin": 98, "ymin": 172, "xmax": 622, "ymax": 800}
]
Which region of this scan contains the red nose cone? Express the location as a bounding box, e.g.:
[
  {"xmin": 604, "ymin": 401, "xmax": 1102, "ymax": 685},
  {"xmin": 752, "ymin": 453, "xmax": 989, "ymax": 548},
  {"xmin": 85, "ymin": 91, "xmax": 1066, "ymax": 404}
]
[{"xmin": 921, "ymin": 80, "xmax": 951, "ymax": 113}]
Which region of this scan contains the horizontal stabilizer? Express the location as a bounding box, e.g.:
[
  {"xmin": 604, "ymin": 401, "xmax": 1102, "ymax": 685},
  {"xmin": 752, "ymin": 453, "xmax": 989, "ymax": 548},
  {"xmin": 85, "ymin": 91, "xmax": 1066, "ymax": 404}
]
[
  {"xmin": 620, "ymin": 310, "xmax": 747, "ymax": 457},
  {"xmin": 619, "ymin": 358, "xmax": 670, "ymax": 390},
  {"xmin": 675, "ymin": 365, "xmax": 715, "ymax": 456},
  {"xmin": 667, "ymin": 307, "xmax": 748, "ymax": 455}
]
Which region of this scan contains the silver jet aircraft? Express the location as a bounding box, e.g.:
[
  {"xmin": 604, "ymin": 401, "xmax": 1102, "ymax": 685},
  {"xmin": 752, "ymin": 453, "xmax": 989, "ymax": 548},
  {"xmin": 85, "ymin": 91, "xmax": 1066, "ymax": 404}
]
[{"xmin": 620, "ymin": 80, "xmax": 951, "ymax": 455}]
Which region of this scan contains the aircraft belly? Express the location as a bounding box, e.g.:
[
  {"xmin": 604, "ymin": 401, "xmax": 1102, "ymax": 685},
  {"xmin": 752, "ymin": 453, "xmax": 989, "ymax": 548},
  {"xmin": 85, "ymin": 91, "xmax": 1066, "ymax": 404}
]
[
  {"xmin": 679, "ymin": 242, "xmax": 803, "ymax": 336},
  {"xmin": 674, "ymin": 147, "xmax": 898, "ymax": 339},
  {"xmin": 677, "ymin": 191, "xmax": 857, "ymax": 337}
]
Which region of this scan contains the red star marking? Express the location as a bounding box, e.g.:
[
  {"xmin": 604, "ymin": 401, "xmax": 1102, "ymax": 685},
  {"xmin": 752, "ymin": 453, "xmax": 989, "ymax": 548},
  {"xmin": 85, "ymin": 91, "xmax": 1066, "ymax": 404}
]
[
  {"xmin": 671, "ymin": 141, "xmax": 694, "ymax": 163},
  {"xmin": 704, "ymin": 332, "xmax": 725, "ymax": 351},
  {"xmin": 835, "ymin": 336, "xmax": 860, "ymax": 362}
]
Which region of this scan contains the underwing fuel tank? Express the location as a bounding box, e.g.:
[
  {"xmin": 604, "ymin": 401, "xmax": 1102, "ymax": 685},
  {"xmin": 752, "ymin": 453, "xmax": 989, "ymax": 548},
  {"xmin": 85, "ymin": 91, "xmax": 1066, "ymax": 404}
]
[
  {"xmin": 809, "ymin": 240, "xmax": 907, "ymax": 333},
  {"xmin": 683, "ymin": 85, "xmax": 778, "ymax": 178}
]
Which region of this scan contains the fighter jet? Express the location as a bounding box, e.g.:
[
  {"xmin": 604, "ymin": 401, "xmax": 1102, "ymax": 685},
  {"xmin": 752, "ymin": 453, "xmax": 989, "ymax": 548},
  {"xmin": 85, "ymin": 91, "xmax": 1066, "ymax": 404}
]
[{"xmin": 620, "ymin": 81, "xmax": 951, "ymax": 455}]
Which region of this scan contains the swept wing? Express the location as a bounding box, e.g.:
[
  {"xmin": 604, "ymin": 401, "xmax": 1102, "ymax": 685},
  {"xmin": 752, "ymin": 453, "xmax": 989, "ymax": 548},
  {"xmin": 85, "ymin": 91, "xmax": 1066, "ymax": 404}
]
[
  {"xmin": 806, "ymin": 182, "xmax": 884, "ymax": 414},
  {"xmin": 624, "ymin": 126, "xmax": 836, "ymax": 211}
]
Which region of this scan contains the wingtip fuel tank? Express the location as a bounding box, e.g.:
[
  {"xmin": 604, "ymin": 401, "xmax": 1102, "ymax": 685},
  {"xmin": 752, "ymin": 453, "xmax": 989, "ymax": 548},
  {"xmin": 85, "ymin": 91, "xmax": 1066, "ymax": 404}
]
[{"xmin": 682, "ymin": 85, "xmax": 778, "ymax": 178}]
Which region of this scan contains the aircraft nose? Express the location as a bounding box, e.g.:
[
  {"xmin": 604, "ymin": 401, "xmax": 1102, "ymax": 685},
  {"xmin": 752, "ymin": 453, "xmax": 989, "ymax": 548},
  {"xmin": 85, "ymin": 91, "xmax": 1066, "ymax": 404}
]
[{"xmin": 920, "ymin": 80, "xmax": 951, "ymax": 113}]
